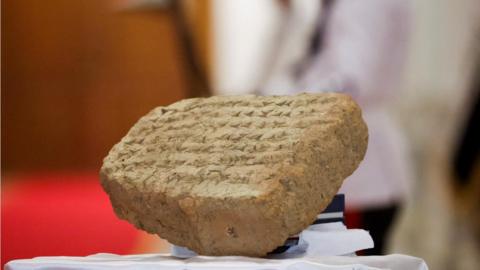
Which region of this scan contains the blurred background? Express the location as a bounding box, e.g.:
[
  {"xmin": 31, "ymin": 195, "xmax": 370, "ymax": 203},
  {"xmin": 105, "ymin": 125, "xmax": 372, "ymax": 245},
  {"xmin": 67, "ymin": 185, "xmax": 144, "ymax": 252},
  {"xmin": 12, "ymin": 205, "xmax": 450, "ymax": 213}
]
[{"xmin": 2, "ymin": 0, "xmax": 480, "ymax": 269}]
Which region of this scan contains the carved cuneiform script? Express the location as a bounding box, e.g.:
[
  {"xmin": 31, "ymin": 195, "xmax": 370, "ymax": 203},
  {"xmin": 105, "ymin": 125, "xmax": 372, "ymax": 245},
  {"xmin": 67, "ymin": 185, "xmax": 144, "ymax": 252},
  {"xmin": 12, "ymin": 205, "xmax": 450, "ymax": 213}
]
[{"xmin": 101, "ymin": 92, "xmax": 368, "ymax": 257}]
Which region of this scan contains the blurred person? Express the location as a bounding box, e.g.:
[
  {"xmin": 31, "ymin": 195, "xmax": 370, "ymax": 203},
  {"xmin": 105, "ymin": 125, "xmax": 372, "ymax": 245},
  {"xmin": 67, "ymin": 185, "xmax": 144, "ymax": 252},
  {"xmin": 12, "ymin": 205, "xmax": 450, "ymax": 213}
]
[{"xmin": 259, "ymin": 0, "xmax": 412, "ymax": 255}]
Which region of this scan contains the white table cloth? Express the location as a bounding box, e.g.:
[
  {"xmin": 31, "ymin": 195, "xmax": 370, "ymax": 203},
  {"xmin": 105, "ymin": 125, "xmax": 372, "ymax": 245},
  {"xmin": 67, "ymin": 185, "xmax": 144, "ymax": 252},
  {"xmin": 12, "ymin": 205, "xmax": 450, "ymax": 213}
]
[{"xmin": 5, "ymin": 253, "xmax": 428, "ymax": 270}]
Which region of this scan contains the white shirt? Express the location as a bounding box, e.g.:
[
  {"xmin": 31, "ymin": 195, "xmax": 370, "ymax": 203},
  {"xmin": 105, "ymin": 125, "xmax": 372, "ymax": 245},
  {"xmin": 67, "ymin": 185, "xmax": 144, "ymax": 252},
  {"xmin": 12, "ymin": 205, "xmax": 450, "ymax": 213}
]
[{"xmin": 261, "ymin": 0, "xmax": 413, "ymax": 209}]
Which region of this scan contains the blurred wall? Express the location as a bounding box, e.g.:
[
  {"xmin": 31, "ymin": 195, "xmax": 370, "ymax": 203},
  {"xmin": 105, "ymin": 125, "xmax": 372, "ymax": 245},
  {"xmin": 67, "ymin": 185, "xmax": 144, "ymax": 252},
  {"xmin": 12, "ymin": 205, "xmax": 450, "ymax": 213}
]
[{"xmin": 2, "ymin": 0, "xmax": 190, "ymax": 172}]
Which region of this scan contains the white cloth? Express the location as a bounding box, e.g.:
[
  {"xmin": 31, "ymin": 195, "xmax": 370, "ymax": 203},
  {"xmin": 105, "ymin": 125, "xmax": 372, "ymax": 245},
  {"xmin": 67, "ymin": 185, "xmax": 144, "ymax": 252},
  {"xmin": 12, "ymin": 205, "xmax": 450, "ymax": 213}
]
[
  {"xmin": 298, "ymin": 223, "xmax": 373, "ymax": 257},
  {"xmin": 5, "ymin": 253, "xmax": 428, "ymax": 270},
  {"xmin": 260, "ymin": 0, "xmax": 413, "ymax": 209},
  {"xmin": 6, "ymin": 223, "xmax": 429, "ymax": 270}
]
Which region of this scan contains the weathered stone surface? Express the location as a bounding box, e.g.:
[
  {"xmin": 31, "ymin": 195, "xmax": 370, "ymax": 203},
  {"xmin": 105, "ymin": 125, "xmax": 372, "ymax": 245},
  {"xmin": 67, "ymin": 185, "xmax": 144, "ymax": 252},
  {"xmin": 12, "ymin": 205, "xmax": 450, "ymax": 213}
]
[{"xmin": 100, "ymin": 92, "xmax": 368, "ymax": 257}]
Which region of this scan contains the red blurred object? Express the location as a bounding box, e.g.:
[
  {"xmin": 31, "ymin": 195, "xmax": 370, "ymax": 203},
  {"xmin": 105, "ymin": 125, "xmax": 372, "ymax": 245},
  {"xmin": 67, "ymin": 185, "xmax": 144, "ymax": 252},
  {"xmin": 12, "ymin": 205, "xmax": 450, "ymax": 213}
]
[
  {"xmin": 1, "ymin": 172, "xmax": 141, "ymax": 267},
  {"xmin": 345, "ymin": 210, "xmax": 362, "ymax": 229}
]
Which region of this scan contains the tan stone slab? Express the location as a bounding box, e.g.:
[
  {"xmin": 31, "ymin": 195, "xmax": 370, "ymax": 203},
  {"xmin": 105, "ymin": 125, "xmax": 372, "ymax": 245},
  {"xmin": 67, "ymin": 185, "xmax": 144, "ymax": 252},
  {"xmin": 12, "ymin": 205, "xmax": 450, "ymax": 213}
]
[{"xmin": 100, "ymin": 92, "xmax": 368, "ymax": 256}]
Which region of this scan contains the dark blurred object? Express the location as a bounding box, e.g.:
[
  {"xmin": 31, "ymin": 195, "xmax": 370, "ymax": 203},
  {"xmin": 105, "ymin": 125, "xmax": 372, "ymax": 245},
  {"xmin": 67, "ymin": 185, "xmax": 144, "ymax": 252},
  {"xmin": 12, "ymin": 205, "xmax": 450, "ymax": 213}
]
[
  {"xmin": 1, "ymin": 0, "xmax": 212, "ymax": 173},
  {"xmin": 453, "ymin": 79, "xmax": 480, "ymax": 186},
  {"xmin": 357, "ymin": 206, "xmax": 399, "ymax": 256},
  {"xmin": 452, "ymin": 40, "xmax": 480, "ymax": 241},
  {"xmin": 171, "ymin": 0, "xmax": 212, "ymax": 97},
  {"xmin": 121, "ymin": 0, "xmax": 212, "ymax": 97}
]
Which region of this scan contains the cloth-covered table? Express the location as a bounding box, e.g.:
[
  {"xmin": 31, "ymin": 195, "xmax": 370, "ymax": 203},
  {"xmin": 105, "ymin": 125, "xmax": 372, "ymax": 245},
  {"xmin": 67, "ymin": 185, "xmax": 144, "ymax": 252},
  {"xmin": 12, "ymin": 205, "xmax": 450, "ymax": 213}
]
[{"xmin": 5, "ymin": 253, "xmax": 428, "ymax": 270}]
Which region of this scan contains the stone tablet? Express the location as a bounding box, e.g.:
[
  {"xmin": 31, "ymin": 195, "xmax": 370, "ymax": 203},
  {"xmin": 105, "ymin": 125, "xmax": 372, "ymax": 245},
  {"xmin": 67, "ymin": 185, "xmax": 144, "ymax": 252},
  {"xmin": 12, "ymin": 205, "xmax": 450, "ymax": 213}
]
[{"xmin": 100, "ymin": 93, "xmax": 368, "ymax": 257}]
